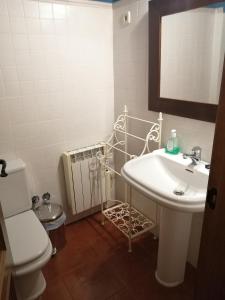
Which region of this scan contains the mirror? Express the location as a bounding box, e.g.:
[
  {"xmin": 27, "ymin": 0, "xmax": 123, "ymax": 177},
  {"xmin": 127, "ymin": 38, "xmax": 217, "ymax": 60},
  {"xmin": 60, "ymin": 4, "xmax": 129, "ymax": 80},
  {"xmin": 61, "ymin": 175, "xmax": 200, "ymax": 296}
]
[
  {"xmin": 160, "ymin": 4, "xmax": 225, "ymax": 104},
  {"xmin": 149, "ymin": 0, "xmax": 225, "ymax": 122}
]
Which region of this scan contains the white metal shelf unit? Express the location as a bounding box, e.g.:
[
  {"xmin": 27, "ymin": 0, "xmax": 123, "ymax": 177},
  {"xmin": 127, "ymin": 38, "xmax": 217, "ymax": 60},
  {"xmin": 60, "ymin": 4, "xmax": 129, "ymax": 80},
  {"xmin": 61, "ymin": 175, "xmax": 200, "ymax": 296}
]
[{"xmin": 97, "ymin": 106, "xmax": 163, "ymax": 252}]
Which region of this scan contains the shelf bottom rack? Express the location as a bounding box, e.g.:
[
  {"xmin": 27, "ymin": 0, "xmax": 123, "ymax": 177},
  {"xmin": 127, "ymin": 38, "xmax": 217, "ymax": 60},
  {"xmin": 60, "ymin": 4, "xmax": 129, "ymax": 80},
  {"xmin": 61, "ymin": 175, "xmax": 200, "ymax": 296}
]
[{"xmin": 102, "ymin": 202, "xmax": 155, "ymax": 240}]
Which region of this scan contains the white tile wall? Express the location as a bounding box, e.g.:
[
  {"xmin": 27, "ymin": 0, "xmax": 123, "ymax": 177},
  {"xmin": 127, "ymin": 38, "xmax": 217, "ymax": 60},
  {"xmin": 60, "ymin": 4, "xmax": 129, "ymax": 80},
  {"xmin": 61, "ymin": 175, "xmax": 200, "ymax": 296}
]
[
  {"xmin": 0, "ymin": 0, "xmax": 114, "ymax": 220},
  {"xmin": 113, "ymin": 0, "xmax": 216, "ymax": 267}
]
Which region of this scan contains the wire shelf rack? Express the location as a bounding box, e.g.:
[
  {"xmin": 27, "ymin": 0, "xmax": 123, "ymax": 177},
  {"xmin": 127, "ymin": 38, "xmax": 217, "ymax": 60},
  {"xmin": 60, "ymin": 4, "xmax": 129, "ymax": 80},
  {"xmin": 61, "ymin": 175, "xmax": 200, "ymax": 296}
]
[
  {"xmin": 97, "ymin": 105, "xmax": 163, "ymax": 252},
  {"xmin": 103, "ymin": 202, "xmax": 155, "ymax": 239}
]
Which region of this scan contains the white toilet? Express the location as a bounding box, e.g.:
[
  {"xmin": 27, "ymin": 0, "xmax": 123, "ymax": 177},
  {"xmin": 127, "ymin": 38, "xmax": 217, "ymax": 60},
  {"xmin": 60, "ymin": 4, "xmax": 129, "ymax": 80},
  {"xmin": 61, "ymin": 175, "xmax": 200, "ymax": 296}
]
[{"xmin": 0, "ymin": 159, "xmax": 52, "ymax": 300}]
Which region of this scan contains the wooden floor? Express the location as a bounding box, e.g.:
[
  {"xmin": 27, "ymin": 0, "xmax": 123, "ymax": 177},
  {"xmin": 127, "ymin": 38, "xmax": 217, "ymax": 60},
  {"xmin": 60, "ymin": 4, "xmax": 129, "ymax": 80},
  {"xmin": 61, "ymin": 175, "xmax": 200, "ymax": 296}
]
[{"xmin": 42, "ymin": 214, "xmax": 196, "ymax": 300}]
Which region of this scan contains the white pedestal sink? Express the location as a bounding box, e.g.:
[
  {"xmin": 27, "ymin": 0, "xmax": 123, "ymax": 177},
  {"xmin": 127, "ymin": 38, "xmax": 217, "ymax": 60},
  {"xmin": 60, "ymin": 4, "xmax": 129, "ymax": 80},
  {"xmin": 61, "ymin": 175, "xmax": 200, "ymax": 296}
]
[{"xmin": 121, "ymin": 149, "xmax": 209, "ymax": 287}]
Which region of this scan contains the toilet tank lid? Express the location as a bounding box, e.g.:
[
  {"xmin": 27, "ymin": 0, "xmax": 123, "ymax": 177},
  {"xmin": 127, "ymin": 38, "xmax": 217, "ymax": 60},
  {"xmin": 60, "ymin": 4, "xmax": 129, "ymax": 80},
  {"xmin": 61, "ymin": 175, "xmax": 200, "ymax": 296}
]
[{"xmin": 6, "ymin": 159, "xmax": 26, "ymax": 175}]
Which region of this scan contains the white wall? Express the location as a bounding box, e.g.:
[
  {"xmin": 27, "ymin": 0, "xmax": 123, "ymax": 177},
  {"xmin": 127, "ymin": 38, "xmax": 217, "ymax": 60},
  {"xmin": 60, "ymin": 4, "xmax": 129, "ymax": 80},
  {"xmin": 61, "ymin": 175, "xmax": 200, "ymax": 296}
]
[
  {"xmin": 113, "ymin": 0, "xmax": 216, "ymax": 267},
  {"xmin": 0, "ymin": 0, "xmax": 114, "ymax": 220}
]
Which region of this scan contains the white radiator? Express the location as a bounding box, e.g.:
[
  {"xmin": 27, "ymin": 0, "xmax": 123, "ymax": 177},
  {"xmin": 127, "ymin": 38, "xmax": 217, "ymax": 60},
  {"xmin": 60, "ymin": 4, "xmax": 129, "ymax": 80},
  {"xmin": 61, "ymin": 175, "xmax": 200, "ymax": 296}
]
[{"xmin": 63, "ymin": 144, "xmax": 106, "ymax": 215}]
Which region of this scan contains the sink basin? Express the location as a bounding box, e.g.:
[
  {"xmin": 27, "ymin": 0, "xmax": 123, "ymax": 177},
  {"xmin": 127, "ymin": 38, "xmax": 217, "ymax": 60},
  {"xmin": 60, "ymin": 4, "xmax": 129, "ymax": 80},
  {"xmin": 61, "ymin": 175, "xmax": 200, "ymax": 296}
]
[
  {"xmin": 121, "ymin": 148, "xmax": 209, "ymax": 287},
  {"xmin": 121, "ymin": 148, "xmax": 209, "ymax": 213}
]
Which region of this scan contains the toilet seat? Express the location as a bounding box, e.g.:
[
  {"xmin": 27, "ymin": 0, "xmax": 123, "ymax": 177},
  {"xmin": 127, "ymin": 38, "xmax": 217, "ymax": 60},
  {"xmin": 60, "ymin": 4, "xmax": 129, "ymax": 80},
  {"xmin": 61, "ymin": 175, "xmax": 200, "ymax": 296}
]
[
  {"xmin": 5, "ymin": 210, "xmax": 52, "ymax": 276},
  {"xmin": 13, "ymin": 240, "xmax": 52, "ymax": 277}
]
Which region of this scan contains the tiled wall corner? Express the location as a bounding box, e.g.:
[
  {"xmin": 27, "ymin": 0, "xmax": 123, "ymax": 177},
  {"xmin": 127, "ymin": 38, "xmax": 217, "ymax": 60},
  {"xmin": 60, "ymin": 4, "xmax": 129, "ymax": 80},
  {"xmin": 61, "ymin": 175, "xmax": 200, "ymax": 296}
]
[{"xmin": 0, "ymin": 0, "xmax": 114, "ymax": 217}]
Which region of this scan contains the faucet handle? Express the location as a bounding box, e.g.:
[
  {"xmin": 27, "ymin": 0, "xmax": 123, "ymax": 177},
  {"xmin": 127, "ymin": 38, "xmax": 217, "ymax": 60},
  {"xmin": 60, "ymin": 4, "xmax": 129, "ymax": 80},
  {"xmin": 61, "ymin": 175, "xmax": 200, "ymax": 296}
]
[{"xmin": 192, "ymin": 146, "xmax": 202, "ymax": 161}]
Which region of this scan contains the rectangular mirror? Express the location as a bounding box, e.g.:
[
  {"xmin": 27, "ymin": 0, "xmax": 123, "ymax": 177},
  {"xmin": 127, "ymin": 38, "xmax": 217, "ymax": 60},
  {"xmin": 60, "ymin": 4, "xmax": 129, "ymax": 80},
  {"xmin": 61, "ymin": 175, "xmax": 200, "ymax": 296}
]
[{"xmin": 149, "ymin": 0, "xmax": 225, "ymax": 122}]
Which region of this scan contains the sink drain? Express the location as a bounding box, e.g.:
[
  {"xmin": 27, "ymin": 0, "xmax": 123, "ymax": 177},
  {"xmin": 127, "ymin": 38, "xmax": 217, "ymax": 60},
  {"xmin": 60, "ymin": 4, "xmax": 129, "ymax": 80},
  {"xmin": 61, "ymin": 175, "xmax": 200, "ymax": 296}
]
[{"xmin": 173, "ymin": 189, "xmax": 185, "ymax": 196}]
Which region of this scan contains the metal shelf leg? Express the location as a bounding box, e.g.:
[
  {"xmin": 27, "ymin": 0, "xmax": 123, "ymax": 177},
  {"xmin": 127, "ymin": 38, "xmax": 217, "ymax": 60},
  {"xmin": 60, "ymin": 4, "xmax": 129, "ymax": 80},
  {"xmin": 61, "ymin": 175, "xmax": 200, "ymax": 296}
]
[{"xmin": 128, "ymin": 185, "xmax": 132, "ymax": 253}]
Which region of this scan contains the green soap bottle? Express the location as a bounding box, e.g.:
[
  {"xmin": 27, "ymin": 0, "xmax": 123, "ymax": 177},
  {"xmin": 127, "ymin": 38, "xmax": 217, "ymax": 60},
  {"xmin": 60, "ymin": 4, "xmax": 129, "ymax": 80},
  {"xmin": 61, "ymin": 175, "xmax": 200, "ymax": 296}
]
[{"xmin": 165, "ymin": 129, "xmax": 180, "ymax": 154}]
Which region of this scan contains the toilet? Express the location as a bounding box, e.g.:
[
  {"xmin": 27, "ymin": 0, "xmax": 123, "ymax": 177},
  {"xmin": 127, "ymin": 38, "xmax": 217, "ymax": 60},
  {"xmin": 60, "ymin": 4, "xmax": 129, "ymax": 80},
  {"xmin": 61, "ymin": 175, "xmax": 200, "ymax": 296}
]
[{"xmin": 0, "ymin": 159, "xmax": 52, "ymax": 300}]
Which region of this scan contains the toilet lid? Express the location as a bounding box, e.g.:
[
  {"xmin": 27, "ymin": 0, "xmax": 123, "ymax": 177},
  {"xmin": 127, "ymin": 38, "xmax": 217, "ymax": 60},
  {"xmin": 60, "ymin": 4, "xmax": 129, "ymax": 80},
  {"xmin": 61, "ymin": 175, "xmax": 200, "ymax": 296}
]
[{"xmin": 5, "ymin": 210, "xmax": 49, "ymax": 267}]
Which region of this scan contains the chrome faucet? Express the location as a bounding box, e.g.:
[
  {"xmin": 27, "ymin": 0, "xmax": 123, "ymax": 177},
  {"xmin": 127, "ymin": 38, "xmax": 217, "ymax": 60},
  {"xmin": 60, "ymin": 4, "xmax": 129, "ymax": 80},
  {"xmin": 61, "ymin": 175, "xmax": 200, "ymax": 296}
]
[{"xmin": 183, "ymin": 146, "xmax": 202, "ymax": 166}]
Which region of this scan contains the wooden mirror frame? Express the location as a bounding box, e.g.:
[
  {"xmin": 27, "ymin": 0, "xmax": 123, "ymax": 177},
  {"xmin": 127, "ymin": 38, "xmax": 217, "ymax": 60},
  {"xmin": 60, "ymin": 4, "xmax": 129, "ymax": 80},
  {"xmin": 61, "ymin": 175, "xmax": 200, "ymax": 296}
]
[{"xmin": 148, "ymin": 0, "xmax": 225, "ymax": 123}]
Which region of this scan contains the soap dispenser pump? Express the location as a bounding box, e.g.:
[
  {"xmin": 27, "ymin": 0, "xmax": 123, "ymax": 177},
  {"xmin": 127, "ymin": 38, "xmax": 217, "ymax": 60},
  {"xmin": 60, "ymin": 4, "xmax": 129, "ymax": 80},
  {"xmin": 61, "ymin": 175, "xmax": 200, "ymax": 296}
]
[{"xmin": 165, "ymin": 129, "xmax": 180, "ymax": 154}]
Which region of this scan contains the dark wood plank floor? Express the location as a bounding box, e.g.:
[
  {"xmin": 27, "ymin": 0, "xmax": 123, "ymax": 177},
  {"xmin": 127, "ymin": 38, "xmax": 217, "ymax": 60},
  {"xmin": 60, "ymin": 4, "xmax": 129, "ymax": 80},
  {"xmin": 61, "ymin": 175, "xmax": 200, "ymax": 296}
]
[{"xmin": 42, "ymin": 214, "xmax": 196, "ymax": 300}]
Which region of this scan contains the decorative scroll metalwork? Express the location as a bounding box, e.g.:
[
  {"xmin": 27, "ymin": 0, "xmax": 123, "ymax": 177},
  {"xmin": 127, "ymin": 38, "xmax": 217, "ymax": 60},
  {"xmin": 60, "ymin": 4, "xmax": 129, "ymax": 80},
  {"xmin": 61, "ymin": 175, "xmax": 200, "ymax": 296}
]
[
  {"xmin": 113, "ymin": 114, "xmax": 126, "ymax": 131},
  {"xmin": 147, "ymin": 123, "xmax": 161, "ymax": 142},
  {"xmin": 141, "ymin": 123, "xmax": 161, "ymax": 155},
  {"xmin": 103, "ymin": 203, "xmax": 155, "ymax": 238},
  {"xmin": 106, "ymin": 110, "xmax": 162, "ymax": 158}
]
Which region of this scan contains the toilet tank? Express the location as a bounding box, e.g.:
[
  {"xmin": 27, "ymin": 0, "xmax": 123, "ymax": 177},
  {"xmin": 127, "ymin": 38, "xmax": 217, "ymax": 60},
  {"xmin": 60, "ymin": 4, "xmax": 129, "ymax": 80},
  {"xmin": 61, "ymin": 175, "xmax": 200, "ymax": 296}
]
[{"xmin": 0, "ymin": 159, "xmax": 32, "ymax": 218}]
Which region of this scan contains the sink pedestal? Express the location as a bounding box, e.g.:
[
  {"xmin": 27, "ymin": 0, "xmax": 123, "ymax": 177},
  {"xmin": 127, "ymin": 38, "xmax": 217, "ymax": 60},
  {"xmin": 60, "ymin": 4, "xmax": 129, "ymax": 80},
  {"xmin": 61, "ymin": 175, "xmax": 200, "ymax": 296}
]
[{"xmin": 155, "ymin": 207, "xmax": 192, "ymax": 287}]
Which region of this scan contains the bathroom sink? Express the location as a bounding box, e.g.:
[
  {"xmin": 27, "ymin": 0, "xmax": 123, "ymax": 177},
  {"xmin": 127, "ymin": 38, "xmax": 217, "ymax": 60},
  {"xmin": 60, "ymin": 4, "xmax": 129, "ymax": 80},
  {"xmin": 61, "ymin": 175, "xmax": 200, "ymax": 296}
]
[
  {"xmin": 121, "ymin": 148, "xmax": 210, "ymax": 287},
  {"xmin": 121, "ymin": 148, "xmax": 209, "ymax": 213}
]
